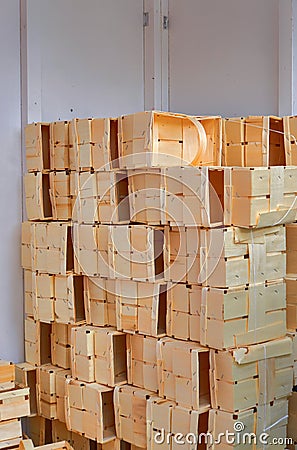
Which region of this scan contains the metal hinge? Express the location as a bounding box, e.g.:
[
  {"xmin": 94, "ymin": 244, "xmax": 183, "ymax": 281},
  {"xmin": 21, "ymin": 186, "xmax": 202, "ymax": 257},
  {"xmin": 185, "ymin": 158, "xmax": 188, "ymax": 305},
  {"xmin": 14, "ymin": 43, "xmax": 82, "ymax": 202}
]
[
  {"xmin": 143, "ymin": 12, "xmax": 149, "ymax": 27},
  {"xmin": 163, "ymin": 15, "xmax": 169, "ymax": 30}
]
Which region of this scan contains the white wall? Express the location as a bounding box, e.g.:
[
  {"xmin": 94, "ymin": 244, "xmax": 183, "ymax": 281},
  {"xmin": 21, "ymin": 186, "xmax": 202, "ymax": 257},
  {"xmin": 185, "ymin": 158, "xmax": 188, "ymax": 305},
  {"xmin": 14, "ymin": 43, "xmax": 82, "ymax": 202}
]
[
  {"xmin": 168, "ymin": 0, "xmax": 280, "ymax": 116},
  {"xmin": 0, "ymin": 0, "xmax": 145, "ymax": 363},
  {"xmin": 26, "ymin": 0, "xmax": 144, "ymax": 123},
  {"xmin": 0, "ymin": 0, "xmax": 296, "ymax": 363},
  {"xmin": 0, "ymin": 1, "xmax": 23, "ymax": 362}
]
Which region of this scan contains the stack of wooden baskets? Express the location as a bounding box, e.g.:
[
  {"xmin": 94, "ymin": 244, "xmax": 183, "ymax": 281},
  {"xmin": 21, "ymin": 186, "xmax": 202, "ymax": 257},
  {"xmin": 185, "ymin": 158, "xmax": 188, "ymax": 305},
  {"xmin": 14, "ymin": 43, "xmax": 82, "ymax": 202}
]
[{"xmin": 6, "ymin": 110, "xmax": 297, "ymax": 449}]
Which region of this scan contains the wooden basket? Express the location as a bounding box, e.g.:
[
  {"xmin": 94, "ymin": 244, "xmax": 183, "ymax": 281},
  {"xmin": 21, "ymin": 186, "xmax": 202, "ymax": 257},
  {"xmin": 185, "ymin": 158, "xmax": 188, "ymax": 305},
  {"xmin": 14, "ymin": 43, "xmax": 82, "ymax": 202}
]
[
  {"xmin": 50, "ymin": 121, "xmax": 70, "ymax": 171},
  {"xmin": 0, "ymin": 418, "xmax": 22, "ymax": 449},
  {"xmin": 25, "ymin": 123, "xmax": 50, "ymax": 172},
  {"xmin": 126, "ymin": 334, "xmax": 158, "ymax": 393},
  {"xmin": 200, "ymin": 281, "xmax": 286, "ymax": 349},
  {"xmin": 71, "ymin": 325, "xmax": 127, "ymax": 387},
  {"xmin": 118, "ymin": 111, "xmax": 221, "ymax": 168},
  {"xmin": 18, "ymin": 440, "xmax": 74, "ymax": 450},
  {"xmin": 210, "ymin": 336, "xmax": 293, "ymax": 412},
  {"xmin": 69, "ymin": 118, "xmax": 119, "ymax": 171},
  {"xmin": 113, "ymin": 385, "xmax": 155, "ymax": 448},
  {"xmin": 147, "ymin": 397, "xmax": 209, "ymax": 450},
  {"xmin": 0, "ymin": 360, "xmax": 15, "ymax": 392},
  {"xmin": 157, "ymin": 338, "xmax": 210, "ymax": 411},
  {"xmin": 84, "ymin": 277, "xmax": 116, "ymax": 328},
  {"xmin": 116, "ymin": 280, "xmax": 167, "ymax": 337},
  {"xmin": 0, "ymin": 385, "xmax": 30, "ymax": 421},
  {"xmin": 65, "ymin": 378, "xmax": 116, "ymax": 443},
  {"xmin": 223, "ymin": 116, "xmax": 285, "ymax": 166},
  {"xmin": 15, "ymin": 363, "xmax": 37, "ymax": 417}
]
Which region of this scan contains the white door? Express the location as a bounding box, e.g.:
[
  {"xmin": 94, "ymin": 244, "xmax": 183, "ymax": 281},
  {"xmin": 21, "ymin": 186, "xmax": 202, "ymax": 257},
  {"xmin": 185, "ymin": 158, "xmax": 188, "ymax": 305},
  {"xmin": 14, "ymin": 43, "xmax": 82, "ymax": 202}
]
[
  {"xmin": 26, "ymin": 0, "xmax": 145, "ymax": 122},
  {"xmin": 168, "ymin": 0, "xmax": 279, "ymax": 116}
]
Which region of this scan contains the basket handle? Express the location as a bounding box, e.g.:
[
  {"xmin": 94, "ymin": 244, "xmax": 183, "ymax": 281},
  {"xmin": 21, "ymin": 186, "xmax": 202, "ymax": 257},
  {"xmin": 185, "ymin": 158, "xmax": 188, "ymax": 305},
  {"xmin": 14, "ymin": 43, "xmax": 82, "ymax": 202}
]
[{"xmin": 187, "ymin": 116, "xmax": 208, "ymax": 165}]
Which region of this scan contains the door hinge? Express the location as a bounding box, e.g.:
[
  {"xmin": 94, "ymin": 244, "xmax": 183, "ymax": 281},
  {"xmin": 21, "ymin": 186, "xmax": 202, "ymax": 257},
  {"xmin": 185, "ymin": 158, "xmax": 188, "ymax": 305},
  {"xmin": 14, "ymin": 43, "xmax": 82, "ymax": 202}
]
[
  {"xmin": 163, "ymin": 15, "xmax": 169, "ymax": 30},
  {"xmin": 143, "ymin": 12, "xmax": 149, "ymax": 27}
]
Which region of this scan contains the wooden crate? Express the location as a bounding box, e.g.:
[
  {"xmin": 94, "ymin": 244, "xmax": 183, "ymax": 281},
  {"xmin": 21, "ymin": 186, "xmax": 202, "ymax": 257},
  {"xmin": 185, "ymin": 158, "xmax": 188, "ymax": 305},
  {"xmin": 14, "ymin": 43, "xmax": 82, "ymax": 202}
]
[
  {"xmin": 22, "ymin": 416, "xmax": 50, "ymax": 447},
  {"xmin": 24, "ymin": 317, "xmax": 51, "ymax": 367},
  {"xmin": 223, "ymin": 116, "xmax": 285, "ymax": 167},
  {"xmin": 286, "ymin": 223, "xmax": 297, "ymax": 277},
  {"xmin": 208, "ymin": 166, "xmax": 296, "ymax": 228},
  {"xmin": 73, "ymin": 171, "xmax": 129, "ymax": 224},
  {"xmin": 200, "ymin": 281, "xmax": 286, "ymax": 349},
  {"xmin": 0, "ymin": 418, "xmax": 22, "ymax": 449},
  {"xmin": 75, "ymin": 224, "xmax": 165, "ymax": 281},
  {"xmin": 71, "ymin": 171, "xmax": 97, "ymax": 223},
  {"xmin": 114, "ymin": 385, "xmax": 155, "ymax": 448},
  {"xmin": 128, "ymin": 166, "xmax": 220, "ymax": 227},
  {"xmin": 31, "ymin": 273, "xmax": 54, "ymax": 323},
  {"xmin": 71, "ymin": 325, "xmax": 127, "ymax": 386},
  {"xmin": 31, "ymin": 273, "xmax": 85, "ymax": 325},
  {"xmin": 51, "ymin": 324, "xmax": 72, "ymax": 370},
  {"xmin": 49, "ymin": 420, "xmax": 121, "ymax": 450},
  {"xmin": 147, "ymin": 397, "xmax": 209, "ymax": 450},
  {"xmin": 157, "ymin": 338, "xmax": 210, "ymax": 411},
  {"xmin": 74, "ymin": 215, "xmax": 288, "ymax": 284},
  {"xmin": 288, "ymin": 392, "xmax": 297, "ymax": 443},
  {"xmin": 222, "ymin": 117, "xmax": 245, "ymax": 166},
  {"xmin": 24, "ymin": 271, "xmax": 34, "ymax": 317},
  {"xmin": 21, "ymin": 222, "xmax": 74, "ymax": 275},
  {"xmin": 65, "ymin": 378, "xmax": 116, "ymax": 443},
  {"xmin": 49, "ymin": 171, "xmax": 73, "ymax": 221},
  {"xmin": 55, "ymin": 370, "xmax": 71, "ymax": 424},
  {"xmin": 164, "ymin": 226, "xmax": 200, "ymax": 284},
  {"xmin": 115, "ymin": 280, "xmax": 167, "ymax": 337},
  {"xmin": 128, "ymin": 168, "xmax": 165, "ymax": 225},
  {"xmin": 167, "ymin": 283, "xmax": 200, "ymax": 342},
  {"xmin": 288, "ymin": 332, "xmax": 297, "ymax": 385},
  {"xmin": 54, "ymin": 274, "xmax": 85, "ymax": 324},
  {"xmin": 230, "ymin": 166, "xmax": 297, "ymax": 227},
  {"xmin": 24, "ymin": 173, "xmax": 53, "ymax": 221},
  {"xmin": 84, "ymin": 277, "xmax": 116, "ymax": 327},
  {"xmin": 284, "ymin": 115, "xmax": 297, "ymax": 165},
  {"xmin": 131, "ymin": 166, "xmax": 297, "ymax": 228},
  {"xmin": 109, "ymin": 225, "xmax": 165, "ymax": 282},
  {"xmin": 15, "ymin": 363, "xmax": 37, "ymax": 416},
  {"xmin": 52, "ymin": 419, "xmax": 110, "ymax": 450},
  {"xmin": 0, "ymin": 385, "xmax": 30, "ymax": 421},
  {"xmin": 210, "ymin": 337, "xmax": 293, "ymax": 412},
  {"xmin": 0, "ymin": 360, "xmax": 15, "ymax": 392},
  {"xmin": 286, "ymin": 223, "xmax": 297, "ymax": 331},
  {"xmin": 164, "ymin": 167, "xmax": 208, "ymax": 227},
  {"xmin": 93, "ymin": 328, "xmax": 127, "ymax": 387},
  {"xmin": 69, "ymin": 118, "xmax": 119, "ymax": 171},
  {"xmin": 208, "ymin": 397, "xmax": 289, "ymax": 449},
  {"xmin": 200, "ymin": 225, "xmax": 286, "ymax": 287},
  {"xmin": 286, "ymin": 278, "xmax": 297, "ymax": 331},
  {"xmin": 52, "ymin": 420, "xmax": 89, "ymax": 450},
  {"xmin": 37, "ymin": 365, "xmax": 70, "ymax": 421},
  {"xmin": 25, "ymin": 123, "xmax": 50, "ymax": 172},
  {"xmin": 126, "ymin": 334, "xmax": 158, "ymax": 393},
  {"xmin": 73, "ymin": 224, "xmax": 109, "ymax": 277},
  {"xmin": 50, "ymin": 121, "xmax": 70, "ymax": 171},
  {"xmin": 118, "ymin": 111, "xmax": 221, "ymax": 168},
  {"xmin": 18, "ymin": 440, "xmax": 73, "ymax": 450},
  {"xmin": 167, "ymin": 281, "xmax": 286, "ymax": 349}
]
